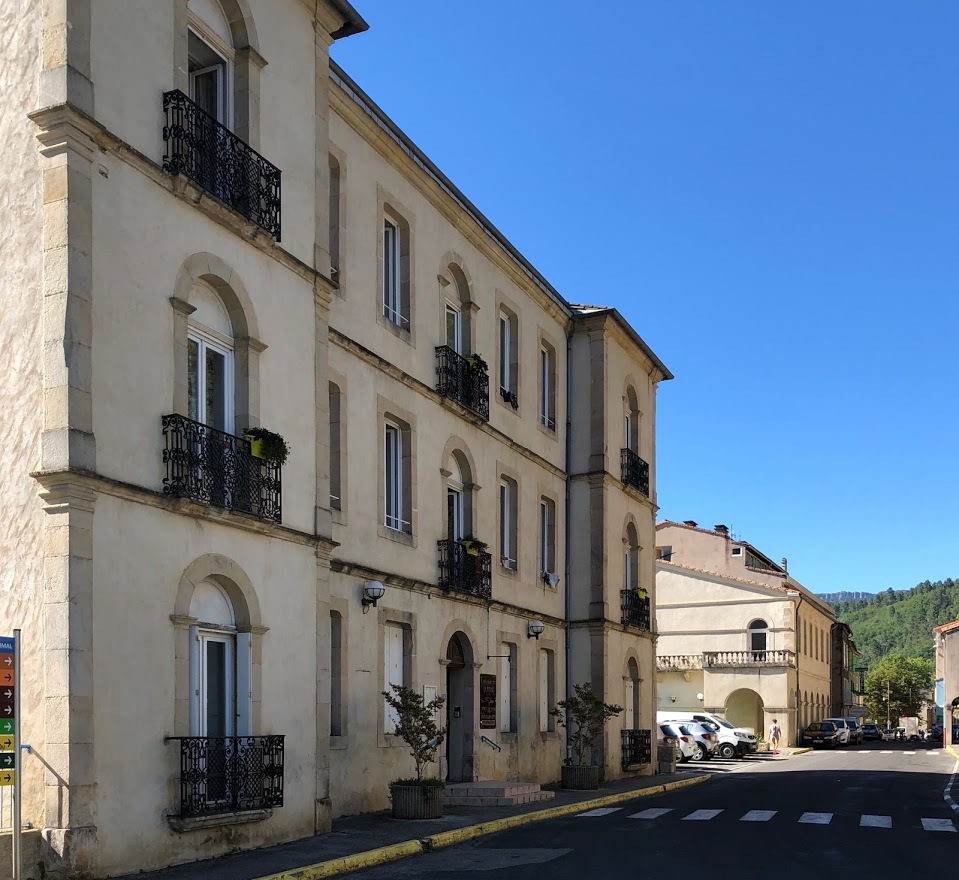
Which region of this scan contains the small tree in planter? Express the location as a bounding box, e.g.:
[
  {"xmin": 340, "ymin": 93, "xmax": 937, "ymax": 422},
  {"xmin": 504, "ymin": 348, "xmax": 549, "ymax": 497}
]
[
  {"xmin": 243, "ymin": 427, "xmax": 291, "ymax": 465},
  {"xmin": 551, "ymin": 682, "xmax": 623, "ymax": 790},
  {"xmin": 382, "ymin": 684, "xmax": 447, "ymax": 819}
]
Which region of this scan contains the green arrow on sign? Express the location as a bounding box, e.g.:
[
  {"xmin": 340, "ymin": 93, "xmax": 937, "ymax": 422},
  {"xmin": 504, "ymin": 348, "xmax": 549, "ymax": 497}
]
[{"xmin": 0, "ymin": 720, "xmax": 14, "ymax": 736}]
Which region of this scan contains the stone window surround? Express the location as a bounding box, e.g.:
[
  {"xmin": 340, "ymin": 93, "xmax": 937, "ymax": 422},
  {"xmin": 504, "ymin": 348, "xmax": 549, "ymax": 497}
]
[
  {"xmin": 170, "ymin": 253, "xmax": 267, "ymax": 435},
  {"xmin": 622, "ymin": 375, "xmax": 643, "ymax": 456},
  {"xmin": 495, "ymin": 627, "xmax": 522, "ymax": 741},
  {"xmin": 173, "ymin": 0, "xmax": 266, "ymax": 151},
  {"xmin": 537, "ymin": 636, "xmax": 559, "ymax": 739},
  {"xmin": 377, "ymin": 608, "xmax": 416, "ymax": 748},
  {"xmin": 538, "ymin": 488, "xmax": 559, "ymax": 587},
  {"xmin": 329, "ymin": 369, "xmax": 348, "ymax": 525},
  {"xmin": 329, "ymin": 597, "xmax": 349, "ymax": 749},
  {"xmin": 377, "ymin": 395, "xmax": 417, "ymax": 546},
  {"xmin": 494, "ymin": 291, "xmax": 521, "ymax": 417},
  {"xmin": 536, "ymin": 327, "xmax": 559, "ymax": 441},
  {"xmin": 376, "ymin": 185, "xmax": 416, "ymax": 344},
  {"xmin": 622, "ymin": 650, "xmax": 643, "ymax": 733},
  {"xmin": 329, "ymin": 144, "xmax": 347, "ymax": 290},
  {"xmin": 440, "ymin": 437, "xmax": 480, "ymax": 542},
  {"xmin": 496, "ymin": 461, "xmax": 521, "ymax": 579},
  {"xmin": 437, "ymin": 253, "xmax": 477, "ymax": 357}
]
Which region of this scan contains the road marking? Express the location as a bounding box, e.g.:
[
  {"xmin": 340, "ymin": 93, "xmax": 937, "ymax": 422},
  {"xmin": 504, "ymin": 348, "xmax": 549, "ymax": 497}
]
[
  {"xmin": 860, "ymin": 815, "xmax": 892, "ymax": 828},
  {"xmin": 943, "ymin": 758, "xmax": 959, "ymax": 816},
  {"xmin": 628, "ymin": 808, "xmax": 672, "ymax": 820},
  {"xmin": 740, "ymin": 810, "xmax": 776, "ymax": 822},
  {"xmin": 903, "ymin": 751, "xmax": 916, "ymax": 755},
  {"xmin": 881, "ymin": 751, "xmax": 892, "ymax": 754},
  {"xmin": 576, "ymin": 807, "xmax": 622, "ymax": 817},
  {"xmin": 682, "ymin": 809, "xmax": 723, "ymax": 821},
  {"xmin": 798, "ymin": 812, "xmax": 833, "ymax": 825},
  {"xmin": 921, "ymin": 818, "xmax": 955, "ymax": 832},
  {"xmin": 930, "ymin": 751, "xmax": 940, "ymax": 756}
]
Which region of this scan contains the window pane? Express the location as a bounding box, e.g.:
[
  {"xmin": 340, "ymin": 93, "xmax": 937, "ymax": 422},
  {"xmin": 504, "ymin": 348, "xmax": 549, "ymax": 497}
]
[
  {"xmin": 446, "ymin": 305, "xmax": 459, "ymax": 352},
  {"xmin": 188, "ymin": 338, "xmax": 200, "ymax": 422},
  {"xmin": 383, "ymin": 221, "xmax": 397, "ymax": 319},
  {"xmin": 499, "ymin": 316, "xmax": 509, "ymax": 389},
  {"xmin": 192, "ymin": 67, "xmax": 221, "ymax": 120},
  {"xmin": 205, "ymin": 640, "xmax": 227, "ymax": 738},
  {"xmin": 205, "ymin": 347, "xmax": 227, "ymax": 431}
]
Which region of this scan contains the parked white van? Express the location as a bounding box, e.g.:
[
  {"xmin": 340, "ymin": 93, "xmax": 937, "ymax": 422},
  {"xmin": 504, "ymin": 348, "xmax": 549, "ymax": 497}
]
[{"xmin": 656, "ymin": 711, "xmax": 758, "ymax": 759}]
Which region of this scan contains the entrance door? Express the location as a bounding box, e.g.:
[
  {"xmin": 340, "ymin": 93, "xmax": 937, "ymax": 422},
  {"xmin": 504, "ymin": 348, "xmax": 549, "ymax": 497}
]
[{"xmin": 445, "ymin": 633, "xmax": 474, "ymax": 783}]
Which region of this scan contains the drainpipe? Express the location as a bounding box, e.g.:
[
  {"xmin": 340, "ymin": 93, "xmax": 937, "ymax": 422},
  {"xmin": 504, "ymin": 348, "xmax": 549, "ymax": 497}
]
[
  {"xmin": 794, "ymin": 590, "xmax": 804, "ymax": 746},
  {"xmin": 563, "ymin": 329, "xmax": 573, "ymax": 757}
]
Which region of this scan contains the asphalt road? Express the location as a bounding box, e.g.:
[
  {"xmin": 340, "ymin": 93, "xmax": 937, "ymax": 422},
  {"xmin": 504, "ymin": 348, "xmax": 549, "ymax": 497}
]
[{"xmin": 345, "ymin": 741, "xmax": 959, "ymax": 879}]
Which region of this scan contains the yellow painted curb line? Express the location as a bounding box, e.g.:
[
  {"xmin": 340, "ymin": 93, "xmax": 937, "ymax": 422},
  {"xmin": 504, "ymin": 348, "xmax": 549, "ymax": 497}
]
[
  {"xmin": 255, "ymin": 774, "xmax": 710, "ymax": 880},
  {"xmin": 791, "ymin": 748, "xmax": 813, "ymax": 755},
  {"xmin": 946, "ymin": 744, "xmax": 959, "ymax": 761}
]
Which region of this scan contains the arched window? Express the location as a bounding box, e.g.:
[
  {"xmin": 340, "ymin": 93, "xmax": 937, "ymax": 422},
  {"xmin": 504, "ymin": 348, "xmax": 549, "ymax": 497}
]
[
  {"xmin": 624, "ymin": 522, "xmax": 639, "ymax": 592},
  {"xmin": 443, "ymin": 263, "xmax": 473, "ymax": 356},
  {"xmin": 624, "ymin": 385, "xmax": 640, "ymax": 453},
  {"xmin": 624, "ymin": 658, "xmax": 640, "ymax": 731},
  {"xmin": 749, "ymin": 620, "xmax": 768, "ymax": 655},
  {"xmin": 446, "ymin": 451, "xmax": 473, "ymax": 542},
  {"xmin": 189, "ymin": 579, "xmax": 251, "ymax": 737},
  {"xmin": 188, "ymin": 279, "xmax": 235, "ymax": 433},
  {"xmin": 188, "ymin": 0, "xmax": 235, "ymax": 126}
]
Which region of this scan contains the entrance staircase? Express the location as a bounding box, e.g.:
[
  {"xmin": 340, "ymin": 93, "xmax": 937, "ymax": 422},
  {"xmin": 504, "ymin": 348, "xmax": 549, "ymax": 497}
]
[{"xmin": 443, "ymin": 781, "xmax": 555, "ymax": 806}]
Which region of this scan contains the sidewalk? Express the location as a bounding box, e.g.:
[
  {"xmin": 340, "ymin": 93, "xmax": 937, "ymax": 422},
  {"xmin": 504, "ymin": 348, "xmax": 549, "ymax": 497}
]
[{"xmin": 115, "ymin": 770, "xmax": 710, "ymax": 880}]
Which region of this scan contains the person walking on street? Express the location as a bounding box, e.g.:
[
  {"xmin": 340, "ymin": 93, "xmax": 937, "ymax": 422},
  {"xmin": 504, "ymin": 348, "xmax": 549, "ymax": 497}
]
[{"xmin": 769, "ymin": 718, "xmax": 782, "ymax": 755}]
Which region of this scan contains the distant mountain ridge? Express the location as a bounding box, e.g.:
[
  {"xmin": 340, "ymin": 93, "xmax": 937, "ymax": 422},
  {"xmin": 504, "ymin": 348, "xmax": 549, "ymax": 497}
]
[
  {"xmin": 818, "ymin": 590, "xmax": 875, "ymax": 603},
  {"xmin": 830, "ymin": 578, "xmax": 959, "ymax": 665}
]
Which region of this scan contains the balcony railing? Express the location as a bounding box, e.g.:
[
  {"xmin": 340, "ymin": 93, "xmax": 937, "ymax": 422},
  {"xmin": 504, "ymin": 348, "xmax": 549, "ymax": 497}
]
[
  {"xmin": 621, "ymin": 729, "xmax": 652, "ymax": 770},
  {"xmin": 438, "ymin": 539, "xmax": 492, "ymax": 599},
  {"xmin": 620, "ymin": 448, "xmax": 650, "ymax": 497},
  {"xmin": 162, "ymin": 414, "xmax": 282, "ymax": 523},
  {"xmin": 657, "ymin": 654, "xmax": 703, "ymax": 671},
  {"xmin": 162, "ymin": 89, "xmax": 282, "ymax": 240},
  {"xmin": 703, "ymin": 650, "xmax": 795, "ymax": 668},
  {"xmin": 168, "ymin": 735, "xmax": 284, "ymax": 818},
  {"xmin": 620, "ymin": 590, "xmax": 651, "ymax": 631},
  {"xmin": 435, "ymin": 347, "xmax": 489, "ymax": 421}
]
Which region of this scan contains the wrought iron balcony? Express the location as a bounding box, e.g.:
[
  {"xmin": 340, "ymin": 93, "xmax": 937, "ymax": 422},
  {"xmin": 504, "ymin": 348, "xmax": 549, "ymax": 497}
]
[
  {"xmin": 162, "ymin": 89, "xmax": 282, "ymax": 239},
  {"xmin": 703, "ymin": 649, "xmax": 795, "ymax": 668},
  {"xmin": 438, "ymin": 539, "xmax": 492, "ymax": 599},
  {"xmin": 621, "ymin": 729, "xmax": 652, "ymax": 770},
  {"xmin": 620, "ymin": 590, "xmax": 651, "ymax": 631},
  {"xmin": 435, "ymin": 347, "xmax": 489, "ymax": 421},
  {"xmin": 162, "ymin": 414, "xmax": 282, "ymax": 523},
  {"xmin": 168, "ymin": 735, "xmax": 284, "ymax": 818},
  {"xmin": 620, "ymin": 448, "xmax": 650, "ymax": 497}
]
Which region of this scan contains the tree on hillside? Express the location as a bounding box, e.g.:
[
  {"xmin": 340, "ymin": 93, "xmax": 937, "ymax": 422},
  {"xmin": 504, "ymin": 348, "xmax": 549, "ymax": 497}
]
[{"xmin": 862, "ymin": 655, "xmax": 933, "ymax": 726}]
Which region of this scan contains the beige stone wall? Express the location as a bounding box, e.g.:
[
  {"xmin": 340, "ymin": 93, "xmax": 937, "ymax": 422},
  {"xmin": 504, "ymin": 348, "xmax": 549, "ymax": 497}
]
[{"xmin": 0, "ymin": 0, "xmax": 48, "ymax": 856}]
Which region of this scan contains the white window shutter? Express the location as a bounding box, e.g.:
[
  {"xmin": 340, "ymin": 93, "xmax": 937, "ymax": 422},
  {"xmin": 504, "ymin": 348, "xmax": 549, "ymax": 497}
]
[
  {"xmin": 539, "ymin": 650, "xmax": 548, "ymax": 732},
  {"xmin": 384, "ymin": 624, "xmax": 403, "ymax": 733},
  {"xmin": 189, "ymin": 625, "xmax": 201, "ymax": 736},
  {"xmin": 236, "ymin": 632, "xmax": 253, "ymax": 736},
  {"xmin": 624, "ymin": 679, "xmax": 635, "ymax": 730},
  {"xmin": 500, "ymin": 644, "xmax": 511, "ymax": 733}
]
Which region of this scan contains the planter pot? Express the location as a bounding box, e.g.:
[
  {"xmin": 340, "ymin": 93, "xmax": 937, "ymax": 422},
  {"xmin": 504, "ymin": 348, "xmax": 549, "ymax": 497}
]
[
  {"xmin": 245, "ymin": 436, "xmax": 266, "ymax": 459},
  {"xmin": 390, "ymin": 784, "xmax": 444, "ymax": 819},
  {"xmin": 561, "ymin": 764, "xmax": 600, "ymax": 791}
]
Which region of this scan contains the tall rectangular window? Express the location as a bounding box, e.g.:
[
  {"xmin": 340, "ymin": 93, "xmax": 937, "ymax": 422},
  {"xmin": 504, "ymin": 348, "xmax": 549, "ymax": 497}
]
[
  {"xmin": 539, "ymin": 648, "xmax": 555, "ymax": 732},
  {"xmin": 500, "ymin": 478, "xmax": 517, "ymax": 571},
  {"xmin": 540, "ymin": 497, "xmax": 556, "ymax": 577},
  {"xmin": 498, "ymin": 310, "xmax": 518, "ymax": 404},
  {"xmin": 384, "ymin": 422, "xmax": 404, "ymax": 531},
  {"xmin": 499, "ymin": 642, "xmax": 517, "ymax": 733},
  {"xmin": 329, "ymin": 155, "xmax": 341, "ymax": 283},
  {"xmin": 382, "ymin": 218, "xmax": 405, "ymax": 327},
  {"xmin": 540, "ymin": 344, "xmax": 556, "ymax": 430},
  {"xmin": 384, "ymin": 623, "xmax": 405, "ymax": 734},
  {"xmin": 331, "ymin": 611, "xmax": 343, "ymax": 736},
  {"xmin": 330, "ymin": 383, "xmax": 342, "ymax": 510}
]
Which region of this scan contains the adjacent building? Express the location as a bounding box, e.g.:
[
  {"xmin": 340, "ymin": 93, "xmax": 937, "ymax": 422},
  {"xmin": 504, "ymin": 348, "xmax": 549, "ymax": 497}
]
[
  {"xmin": 830, "ymin": 621, "xmax": 863, "ymax": 719},
  {"xmin": 933, "ymin": 618, "xmax": 959, "ymax": 744},
  {"xmin": 655, "ymin": 521, "xmax": 837, "ymax": 745},
  {"xmin": 0, "ymin": 1, "xmax": 670, "ymax": 876}
]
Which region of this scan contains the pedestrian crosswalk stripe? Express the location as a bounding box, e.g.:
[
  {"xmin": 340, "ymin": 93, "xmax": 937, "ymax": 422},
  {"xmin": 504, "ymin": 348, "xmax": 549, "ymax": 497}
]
[
  {"xmin": 577, "ymin": 807, "xmax": 622, "ymax": 817},
  {"xmin": 628, "ymin": 808, "xmax": 672, "ymax": 820},
  {"xmin": 921, "ymin": 818, "xmax": 955, "ymax": 832},
  {"xmin": 930, "ymin": 751, "xmax": 940, "ymax": 756},
  {"xmin": 881, "ymin": 751, "xmax": 892, "ymax": 754},
  {"xmin": 740, "ymin": 810, "xmax": 776, "ymax": 822},
  {"xmin": 682, "ymin": 809, "xmax": 723, "ymax": 821},
  {"xmin": 903, "ymin": 751, "xmax": 916, "ymax": 755},
  {"xmin": 860, "ymin": 815, "xmax": 892, "ymax": 828},
  {"xmin": 799, "ymin": 812, "xmax": 832, "ymax": 825}
]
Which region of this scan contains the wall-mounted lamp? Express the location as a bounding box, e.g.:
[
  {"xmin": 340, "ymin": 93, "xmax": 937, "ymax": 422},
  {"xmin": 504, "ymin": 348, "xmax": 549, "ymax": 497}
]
[
  {"xmin": 696, "ymin": 692, "xmax": 705, "ymax": 703},
  {"xmin": 362, "ymin": 580, "xmax": 385, "ymax": 613},
  {"xmin": 527, "ymin": 620, "xmax": 545, "ymax": 640},
  {"xmin": 670, "ymin": 695, "xmax": 677, "ymax": 703}
]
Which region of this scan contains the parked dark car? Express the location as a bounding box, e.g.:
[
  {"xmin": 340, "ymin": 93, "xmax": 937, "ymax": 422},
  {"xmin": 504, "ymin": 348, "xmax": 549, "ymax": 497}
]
[
  {"xmin": 861, "ymin": 722, "xmax": 882, "ymax": 741},
  {"xmin": 844, "ymin": 718, "xmax": 864, "ymax": 745},
  {"xmin": 803, "ymin": 721, "xmax": 841, "ymax": 749}
]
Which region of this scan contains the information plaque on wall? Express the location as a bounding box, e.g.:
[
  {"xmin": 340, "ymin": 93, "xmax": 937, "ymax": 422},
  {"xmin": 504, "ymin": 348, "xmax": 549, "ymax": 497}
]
[{"xmin": 479, "ymin": 674, "xmax": 496, "ymax": 729}]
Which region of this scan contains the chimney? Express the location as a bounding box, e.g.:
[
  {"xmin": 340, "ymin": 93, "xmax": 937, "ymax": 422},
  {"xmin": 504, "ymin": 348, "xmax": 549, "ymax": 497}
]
[
  {"xmin": 781, "ymin": 557, "xmax": 788, "ymax": 572},
  {"xmin": 683, "ymin": 520, "xmax": 698, "ymax": 528},
  {"xmin": 714, "ymin": 524, "xmax": 729, "ymax": 536}
]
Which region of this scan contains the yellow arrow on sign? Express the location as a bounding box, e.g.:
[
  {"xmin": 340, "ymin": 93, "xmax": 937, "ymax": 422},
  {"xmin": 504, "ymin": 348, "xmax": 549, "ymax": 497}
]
[
  {"xmin": 0, "ymin": 771, "xmax": 15, "ymax": 787},
  {"xmin": 0, "ymin": 737, "xmax": 13, "ymax": 751}
]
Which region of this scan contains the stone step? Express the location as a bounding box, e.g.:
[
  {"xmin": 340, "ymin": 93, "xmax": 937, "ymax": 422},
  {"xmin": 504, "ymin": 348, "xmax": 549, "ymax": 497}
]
[
  {"xmin": 442, "ymin": 781, "xmax": 555, "ymax": 806},
  {"xmin": 443, "ymin": 790, "xmax": 555, "ymax": 806}
]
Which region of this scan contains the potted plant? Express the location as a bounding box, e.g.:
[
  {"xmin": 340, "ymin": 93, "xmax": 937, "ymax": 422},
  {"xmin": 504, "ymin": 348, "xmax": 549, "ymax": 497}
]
[
  {"xmin": 382, "ymin": 684, "xmax": 447, "ymax": 819},
  {"xmin": 459, "ymin": 536, "xmax": 488, "ymax": 558},
  {"xmin": 466, "ymin": 353, "xmax": 488, "ymax": 373},
  {"xmin": 243, "ymin": 427, "xmax": 290, "ymax": 465},
  {"xmin": 551, "ymin": 682, "xmax": 623, "ymax": 790}
]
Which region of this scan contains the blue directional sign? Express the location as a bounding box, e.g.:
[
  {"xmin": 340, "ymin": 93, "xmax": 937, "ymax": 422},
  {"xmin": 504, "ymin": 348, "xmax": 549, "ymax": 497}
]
[{"xmin": 0, "ymin": 638, "xmax": 14, "ymax": 654}]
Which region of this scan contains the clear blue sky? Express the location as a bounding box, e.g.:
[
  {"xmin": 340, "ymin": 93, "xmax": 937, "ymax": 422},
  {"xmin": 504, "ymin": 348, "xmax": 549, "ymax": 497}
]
[{"xmin": 333, "ymin": 3, "xmax": 959, "ymax": 595}]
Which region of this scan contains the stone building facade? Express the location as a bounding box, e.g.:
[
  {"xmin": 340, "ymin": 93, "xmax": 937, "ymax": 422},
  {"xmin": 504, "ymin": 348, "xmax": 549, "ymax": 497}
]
[
  {"xmin": 0, "ymin": 1, "xmax": 670, "ymax": 876},
  {"xmin": 655, "ymin": 521, "xmax": 837, "ymax": 745}
]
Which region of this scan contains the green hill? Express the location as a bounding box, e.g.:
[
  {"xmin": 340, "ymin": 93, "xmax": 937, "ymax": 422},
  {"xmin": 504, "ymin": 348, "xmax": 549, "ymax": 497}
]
[{"xmin": 832, "ymin": 578, "xmax": 959, "ymax": 666}]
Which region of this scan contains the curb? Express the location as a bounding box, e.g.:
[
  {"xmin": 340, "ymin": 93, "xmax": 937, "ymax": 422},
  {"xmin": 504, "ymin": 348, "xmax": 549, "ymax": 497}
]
[
  {"xmin": 790, "ymin": 748, "xmax": 813, "ymax": 755},
  {"xmin": 946, "ymin": 744, "xmax": 959, "ymax": 761},
  {"xmin": 255, "ymin": 774, "xmax": 710, "ymax": 880}
]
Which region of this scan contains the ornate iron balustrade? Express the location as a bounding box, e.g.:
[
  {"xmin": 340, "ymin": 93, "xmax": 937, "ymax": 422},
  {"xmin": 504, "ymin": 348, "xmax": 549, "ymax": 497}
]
[
  {"xmin": 438, "ymin": 539, "xmax": 492, "ymax": 599},
  {"xmin": 435, "ymin": 347, "xmax": 490, "ymax": 421},
  {"xmin": 168, "ymin": 735, "xmax": 284, "ymax": 818},
  {"xmin": 657, "ymin": 654, "xmax": 703, "ymax": 671},
  {"xmin": 162, "ymin": 89, "xmax": 282, "ymax": 239},
  {"xmin": 620, "ymin": 448, "xmax": 650, "ymax": 497},
  {"xmin": 162, "ymin": 414, "xmax": 282, "ymax": 523},
  {"xmin": 621, "ymin": 729, "xmax": 652, "ymax": 769},
  {"xmin": 620, "ymin": 590, "xmax": 651, "ymax": 631},
  {"xmin": 703, "ymin": 649, "xmax": 795, "ymax": 668}
]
